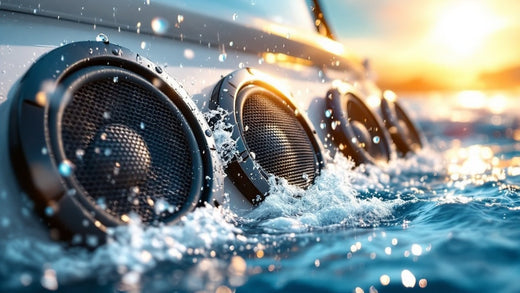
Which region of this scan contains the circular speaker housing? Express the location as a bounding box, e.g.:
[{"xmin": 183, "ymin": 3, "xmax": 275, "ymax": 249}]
[
  {"xmin": 9, "ymin": 41, "xmax": 223, "ymax": 244},
  {"xmin": 209, "ymin": 68, "xmax": 324, "ymax": 205},
  {"xmin": 380, "ymin": 95, "xmax": 423, "ymax": 155},
  {"xmin": 325, "ymin": 86, "xmax": 393, "ymax": 165}
]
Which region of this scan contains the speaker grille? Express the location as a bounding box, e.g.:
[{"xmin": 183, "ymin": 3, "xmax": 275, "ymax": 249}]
[
  {"xmin": 241, "ymin": 90, "xmax": 318, "ymax": 188},
  {"xmin": 61, "ymin": 71, "xmax": 198, "ymax": 224}
]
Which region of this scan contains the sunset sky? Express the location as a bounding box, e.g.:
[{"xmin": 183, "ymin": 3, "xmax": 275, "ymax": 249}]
[{"xmin": 322, "ymin": 0, "xmax": 520, "ymax": 91}]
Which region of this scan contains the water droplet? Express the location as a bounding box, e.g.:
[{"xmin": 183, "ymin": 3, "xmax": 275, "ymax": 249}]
[
  {"xmin": 104, "ymin": 148, "xmax": 112, "ymax": 156},
  {"xmin": 320, "ymin": 122, "xmax": 326, "ymax": 129},
  {"xmin": 302, "ymin": 173, "xmax": 310, "ymax": 181},
  {"xmin": 103, "ymin": 111, "xmax": 111, "ymax": 119},
  {"xmin": 258, "ymin": 57, "xmax": 264, "ymax": 64},
  {"xmin": 318, "ymin": 70, "xmax": 324, "ymax": 78},
  {"xmin": 238, "ymin": 62, "xmax": 245, "ymax": 68},
  {"xmin": 88, "ymin": 48, "xmax": 93, "ymax": 55},
  {"xmin": 177, "ymin": 14, "xmax": 184, "ymax": 23},
  {"xmin": 58, "ymin": 160, "xmax": 74, "ymax": 177},
  {"xmin": 140, "ymin": 41, "xmax": 146, "ymax": 50},
  {"xmin": 112, "ymin": 48, "xmax": 121, "ymax": 56},
  {"xmin": 244, "ymin": 125, "xmax": 249, "ymax": 131},
  {"xmin": 331, "ymin": 121, "xmax": 338, "ymax": 130},
  {"xmin": 372, "ymin": 136, "xmax": 380, "ymax": 144},
  {"xmin": 151, "ymin": 17, "xmax": 169, "ymax": 35},
  {"xmin": 222, "ymin": 88, "xmax": 229, "ymax": 93},
  {"xmin": 66, "ymin": 189, "xmax": 77, "ymax": 196},
  {"xmin": 41, "ymin": 147, "xmax": 48, "ymax": 155},
  {"xmin": 100, "ymin": 132, "xmax": 107, "ymax": 140},
  {"xmin": 76, "ymin": 149, "xmax": 85, "ymax": 159},
  {"xmin": 232, "ymin": 13, "xmax": 238, "ymax": 21},
  {"xmin": 113, "ymin": 76, "xmax": 118, "ymax": 83},
  {"xmin": 140, "ymin": 122, "xmax": 145, "ymax": 129},
  {"xmin": 155, "ymin": 66, "xmax": 163, "ymax": 74},
  {"xmin": 250, "ymin": 152, "xmax": 256, "ymax": 160},
  {"xmin": 324, "ymin": 109, "xmax": 332, "ymax": 118},
  {"xmin": 60, "ymin": 55, "xmax": 64, "ymax": 62},
  {"xmin": 96, "ymin": 33, "xmax": 109, "ymax": 44},
  {"xmin": 218, "ymin": 53, "xmax": 227, "ymax": 62},
  {"xmin": 229, "ymin": 41, "xmax": 234, "ymax": 47}
]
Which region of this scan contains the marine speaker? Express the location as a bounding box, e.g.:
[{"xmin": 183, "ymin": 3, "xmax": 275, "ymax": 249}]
[
  {"xmin": 380, "ymin": 91, "xmax": 423, "ymax": 155},
  {"xmin": 9, "ymin": 41, "xmax": 223, "ymax": 245},
  {"xmin": 209, "ymin": 68, "xmax": 324, "ymax": 205},
  {"xmin": 325, "ymin": 85, "xmax": 393, "ymax": 165}
]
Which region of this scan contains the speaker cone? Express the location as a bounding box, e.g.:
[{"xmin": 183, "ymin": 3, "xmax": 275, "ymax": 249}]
[
  {"xmin": 380, "ymin": 93, "xmax": 423, "ymax": 155},
  {"xmin": 209, "ymin": 68, "xmax": 324, "ymax": 205},
  {"xmin": 9, "ymin": 41, "xmax": 223, "ymax": 244},
  {"xmin": 325, "ymin": 87, "xmax": 393, "ymax": 165}
]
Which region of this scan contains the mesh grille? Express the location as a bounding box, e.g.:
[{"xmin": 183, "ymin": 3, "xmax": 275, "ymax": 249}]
[
  {"xmin": 241, "ymin": 90, "xmax": 318, "ymax": 188},
  {"xmin": 60, "ymin": 71, "xmax": 198, "ymax": 224}
]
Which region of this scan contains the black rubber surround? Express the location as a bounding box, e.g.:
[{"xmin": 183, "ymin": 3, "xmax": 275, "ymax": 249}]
[
  {"xmin": 325, "ymin": 88, "xmax": 393, "ymax": 165},
  {"xmin": 9, "ymin": 41, "xmax": 223, "ymax": 244},
  {"xmin": 380, "ymin": 97, "xmax": 423, "ymax": 155},
  {"xmin": 209, "ymin": 68, "xmax": 324, "ymax": 204}
]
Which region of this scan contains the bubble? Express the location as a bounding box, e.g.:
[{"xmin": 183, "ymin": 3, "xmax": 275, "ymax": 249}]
[
  {"xmin": 401, "ymin": 269, "xmax": 416, "ymax": 288},
  {"xmin": 96, "ymin": 197, "xmax": 107, "ymax": 210},
  {"xmin": 58, "ymin": 160, "xmax": 74, "ymax": 177},
  {"xmin": 1, "ymin": 217, "xmax": 10, "ymax": 227},
  {"xmin": 372, "ymin": 136, "xmax": 381, "ymax": 144},
  {"xmin": 411, "ymin": 244, "xmax": 423, "ymax": 256},
  {"xmin": 151, "ymin": 17, "xmax": 169, "ymax": 35},
  {"xmin": 154, "ymin": 199, "xmax": 169, "ymax": 215},
  {"xmin": 218, "ymin": 53, "xmax": 227, "ymax": 62},
  {"xmin": 44, "ymin": 206, "xmax": 55, "ymax": 217},
  {"xmin": 96, "ymin": 33, "xmax": 109, "ymax": 44},
  {"xmin": 41, "ymin": 269, "xmax": 58, "ymax": 291},
  {"xmin": 184, "ymin": 48, "xmax": 195, "ymax": 59},
  {"xmin": 324, "ymin": 109, "xmax": 333, "ymax": 118},
  {"xmin": 380, "ymin": 274, "xmax": 390, "ymax": 286},
  {"xmin": 20, "ymin": 273, "xmax": 33, "ymax": 286}
]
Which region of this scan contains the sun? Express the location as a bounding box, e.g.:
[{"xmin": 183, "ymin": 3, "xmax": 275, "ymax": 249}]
[{"xmin": 431, "ymin": 1, "xmax": 504, "ymax": 56}]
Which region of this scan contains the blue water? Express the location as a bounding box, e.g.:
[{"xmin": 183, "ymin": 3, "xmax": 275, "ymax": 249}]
[{"xmin": 2, "ymin": 93, "xmax": 520, "ymax": 292}]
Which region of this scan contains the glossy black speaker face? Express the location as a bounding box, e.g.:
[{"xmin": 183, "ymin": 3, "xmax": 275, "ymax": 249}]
[
  {"xmin": 325, "ymin": 88, "xmax": 393, "ymax": 165},
  {"xmin": 209, "ymin": 68, "xmax": 324, "ymax": 204},
  {"xmin": 380, "ymin": 96, "xmax": 423, "ymax": 155},
  {"xmin": 9, "ymin": 41, "xmax": 222, "ymax": 244}
]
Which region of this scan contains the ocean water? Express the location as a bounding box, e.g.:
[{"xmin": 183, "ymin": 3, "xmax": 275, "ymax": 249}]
[{"xmin": 2, "ymin": 92, "xmax": 520, "ymax": 292}]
